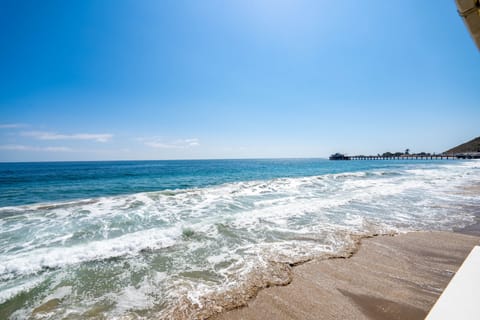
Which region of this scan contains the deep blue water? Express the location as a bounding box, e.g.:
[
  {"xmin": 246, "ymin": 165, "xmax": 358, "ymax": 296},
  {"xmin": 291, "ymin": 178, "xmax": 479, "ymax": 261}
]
[{"xmin": 0, "ymin": 158, "xmax": 451, "ymax": 207}]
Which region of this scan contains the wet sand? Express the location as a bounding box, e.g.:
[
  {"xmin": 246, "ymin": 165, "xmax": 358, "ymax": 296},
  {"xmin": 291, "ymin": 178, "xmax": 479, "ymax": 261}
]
[{"xmin": 213, "ymin": 231, "xmax": 480, "ymax": 320}]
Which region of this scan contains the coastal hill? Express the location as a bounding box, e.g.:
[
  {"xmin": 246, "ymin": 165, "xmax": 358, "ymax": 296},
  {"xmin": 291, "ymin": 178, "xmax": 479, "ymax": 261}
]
[{"xmin": 445, "ymin": 136, "xmax": 480, "ymax": 154}]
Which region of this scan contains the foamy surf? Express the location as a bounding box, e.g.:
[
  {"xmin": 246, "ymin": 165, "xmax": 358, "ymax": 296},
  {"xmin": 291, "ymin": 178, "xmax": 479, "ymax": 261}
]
[{"xmin": 0, "ymin": 160, "xmax": 479, "ymax": 319}]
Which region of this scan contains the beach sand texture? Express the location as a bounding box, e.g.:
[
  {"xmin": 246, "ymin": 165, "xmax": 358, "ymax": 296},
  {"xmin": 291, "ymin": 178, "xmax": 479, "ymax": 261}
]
[{"xmin": 214, "ymin": 231, "xmax": 480, "ymax": 320}]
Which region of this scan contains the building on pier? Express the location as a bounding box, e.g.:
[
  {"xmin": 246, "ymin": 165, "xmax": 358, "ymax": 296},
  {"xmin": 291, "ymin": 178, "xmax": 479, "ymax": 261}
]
[{"xmin": 329, "ymin": 153, "xmax": 351, "ymax": 160}]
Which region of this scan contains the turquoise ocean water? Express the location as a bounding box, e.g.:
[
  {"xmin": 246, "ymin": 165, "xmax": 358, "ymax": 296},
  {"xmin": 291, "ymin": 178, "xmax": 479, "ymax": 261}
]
[{"xmin": 1, "ymin": 159, "xmax": 479, "ymax": 319}]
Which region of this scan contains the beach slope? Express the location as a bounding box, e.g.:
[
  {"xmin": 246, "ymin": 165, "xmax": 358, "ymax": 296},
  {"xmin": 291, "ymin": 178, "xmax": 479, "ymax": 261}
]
[{"xmin": 214, "ymin": 231, "xmax": 480, "ymax": 320}]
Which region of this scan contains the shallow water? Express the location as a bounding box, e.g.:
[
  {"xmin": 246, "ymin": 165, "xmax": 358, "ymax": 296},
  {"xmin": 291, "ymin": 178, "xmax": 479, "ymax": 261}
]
[{"xmin": 0, "ymin": 159, "xmax": 479, "ymax": 319}]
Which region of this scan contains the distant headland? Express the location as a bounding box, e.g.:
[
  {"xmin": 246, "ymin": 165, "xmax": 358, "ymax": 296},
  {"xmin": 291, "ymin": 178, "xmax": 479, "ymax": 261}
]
[{"xmin": 330, "ymin": 136, "xmax": 480, "ymax": 160}]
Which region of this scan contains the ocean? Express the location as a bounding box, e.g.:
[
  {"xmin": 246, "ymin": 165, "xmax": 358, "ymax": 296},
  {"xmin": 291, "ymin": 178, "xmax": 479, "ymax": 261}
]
[{"xmin": 1, "ymin": 159, "xmax": 479, "ymax": 319}]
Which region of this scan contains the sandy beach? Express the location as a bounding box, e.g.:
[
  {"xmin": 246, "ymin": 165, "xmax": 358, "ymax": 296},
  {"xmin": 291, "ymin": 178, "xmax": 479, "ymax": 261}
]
[{"xmin": 213, "ymin": 230, "xmax": 480, "ymax": 320}]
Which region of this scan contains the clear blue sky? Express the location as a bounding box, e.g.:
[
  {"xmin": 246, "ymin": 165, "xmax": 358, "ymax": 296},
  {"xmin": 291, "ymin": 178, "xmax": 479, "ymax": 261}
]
[{"xmin": 0, "ymin": 1, "xmax": 479, "ymax": 161}]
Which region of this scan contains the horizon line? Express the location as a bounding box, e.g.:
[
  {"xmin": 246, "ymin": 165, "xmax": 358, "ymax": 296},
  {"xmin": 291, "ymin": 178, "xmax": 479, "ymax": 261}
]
[{"xmin": 0, "ymin": 156, "xmax": 332, "ymax": 164}]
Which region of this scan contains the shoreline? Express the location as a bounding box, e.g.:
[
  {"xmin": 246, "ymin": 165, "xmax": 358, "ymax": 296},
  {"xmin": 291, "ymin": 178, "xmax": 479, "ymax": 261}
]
[{"xmin": 211, "ymin": 230, "xmax": 480, "ymax": 320}]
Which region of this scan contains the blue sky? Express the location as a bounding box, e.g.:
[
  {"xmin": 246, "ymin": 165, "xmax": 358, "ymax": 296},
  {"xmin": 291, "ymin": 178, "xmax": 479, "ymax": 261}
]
[{"xmin": 0, "ymin": 1, "xmax": 479, "ymax": 161}]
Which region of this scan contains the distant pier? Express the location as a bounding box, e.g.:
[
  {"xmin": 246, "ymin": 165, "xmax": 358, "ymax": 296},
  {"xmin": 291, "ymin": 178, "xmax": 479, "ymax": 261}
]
[
  {"xmin": 349, "ymin": 155, "xmax": 457, "ymax": 160},
  {"xmin": 330, "ymin": 153, "xmax": 480, "ymax": 161}
]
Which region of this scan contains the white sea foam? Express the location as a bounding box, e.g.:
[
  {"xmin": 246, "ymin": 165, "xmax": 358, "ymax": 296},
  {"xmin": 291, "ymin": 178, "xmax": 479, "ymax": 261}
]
[
  {"xmin": 0, "ymin": 227, "xmax": 180, "ymax": 280},
  {"xmin": 0, "ymin": 276, "xmax": 47, "ymax": 304}
]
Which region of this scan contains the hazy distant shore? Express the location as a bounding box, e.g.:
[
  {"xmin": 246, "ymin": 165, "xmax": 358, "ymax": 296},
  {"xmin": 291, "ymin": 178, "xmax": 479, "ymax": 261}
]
[{"xmin": 212, "ymin": 230, "xmax": 480, "ymax": 320}]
